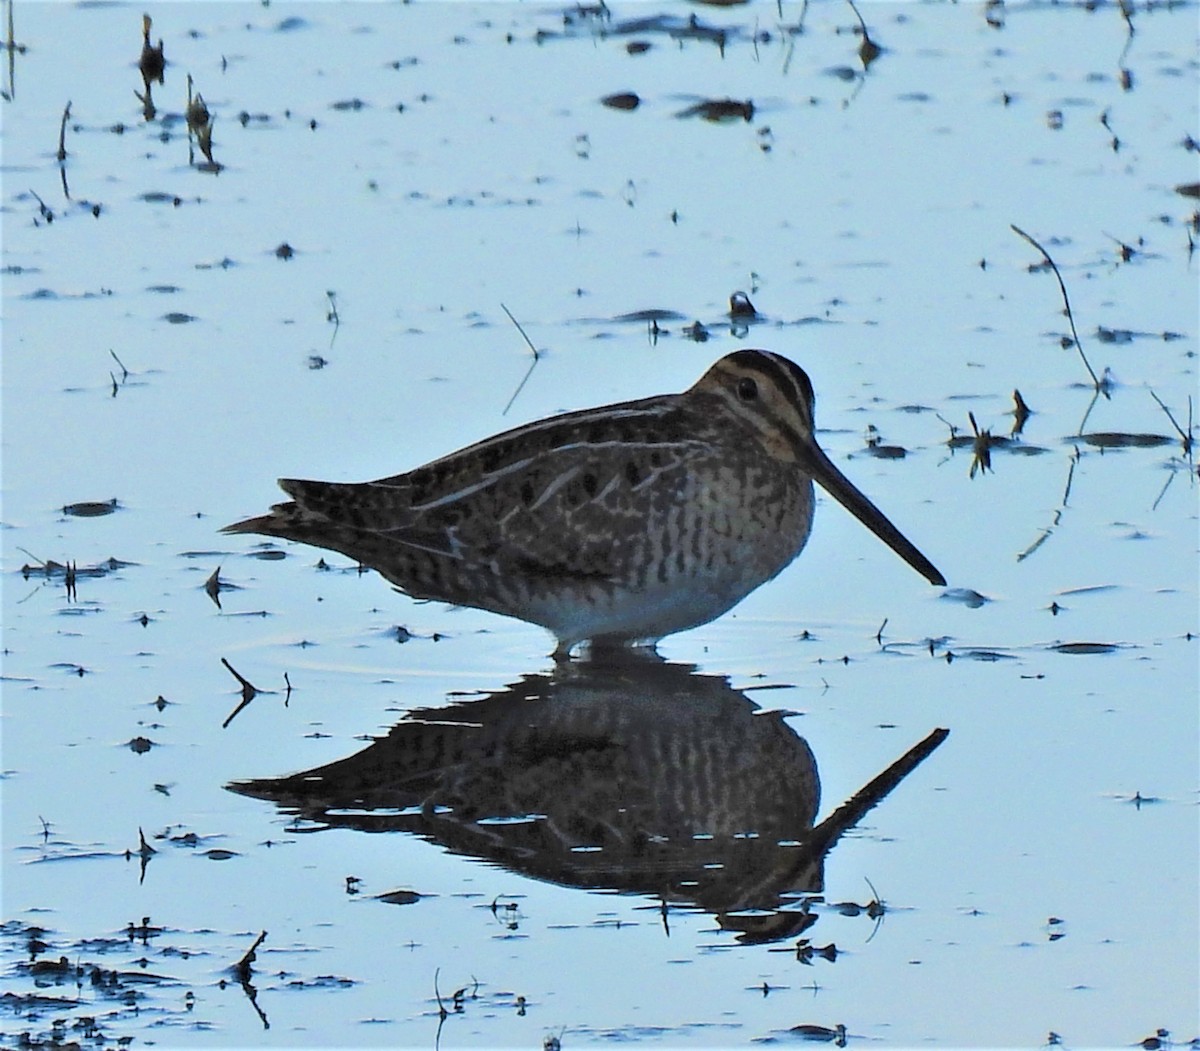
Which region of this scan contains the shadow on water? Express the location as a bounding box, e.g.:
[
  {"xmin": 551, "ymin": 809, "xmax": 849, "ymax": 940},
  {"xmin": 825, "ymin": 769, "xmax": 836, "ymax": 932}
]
[{"xmin": 230, "ymin": 655, "xmax": 947, "ymax": 946}]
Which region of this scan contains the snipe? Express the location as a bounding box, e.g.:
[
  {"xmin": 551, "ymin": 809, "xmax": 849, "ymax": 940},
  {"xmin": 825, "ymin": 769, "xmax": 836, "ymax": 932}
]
[{"xmin": 224, "ymin": 350, "xmax": 944, "ymax": 655}]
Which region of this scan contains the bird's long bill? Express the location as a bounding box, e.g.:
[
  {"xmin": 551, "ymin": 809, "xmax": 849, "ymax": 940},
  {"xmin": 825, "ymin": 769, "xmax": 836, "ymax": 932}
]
[{"xmin": 803, "ymin": 439, "xmax": 947, "ymax": 586}]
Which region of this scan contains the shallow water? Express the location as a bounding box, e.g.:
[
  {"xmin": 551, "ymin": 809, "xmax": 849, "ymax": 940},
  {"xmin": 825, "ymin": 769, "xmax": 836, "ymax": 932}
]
[{"xmin": 2, "ymin": 2, "xmax": 1197, "ymax": 1048}]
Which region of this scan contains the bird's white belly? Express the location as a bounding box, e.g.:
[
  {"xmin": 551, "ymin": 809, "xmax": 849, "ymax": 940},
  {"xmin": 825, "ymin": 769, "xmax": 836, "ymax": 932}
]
[{"xmin": 522, "ymin": 553, "xmax": 797, "ymax": 649}]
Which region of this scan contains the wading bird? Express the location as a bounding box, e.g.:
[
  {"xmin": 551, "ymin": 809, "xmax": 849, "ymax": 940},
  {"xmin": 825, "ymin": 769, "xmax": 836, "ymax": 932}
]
[{"xmin": 224, "ymin": 350, "xmax": 945, "ymax": 656}]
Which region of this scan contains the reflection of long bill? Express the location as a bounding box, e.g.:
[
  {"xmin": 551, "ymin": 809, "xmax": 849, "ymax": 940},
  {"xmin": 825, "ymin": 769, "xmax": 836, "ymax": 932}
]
[{"xmin": 801, "ymin": 436, "xmax": 947, "ymax": 587}]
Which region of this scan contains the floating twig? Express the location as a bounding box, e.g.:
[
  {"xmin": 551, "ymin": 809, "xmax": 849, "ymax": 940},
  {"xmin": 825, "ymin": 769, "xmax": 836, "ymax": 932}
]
[
  {"xmin": 500, "ymin": 303, "xmax": 541, "ymax": 416},
  {"xmin": 1117, "ymin": 0, "xmax": 1135, "ymax": 84},
  {"xmin": 1016, "ymin": 453, "xmax": 1076, "ymax": 563},
  {"xmin": 790, "ymin": 1023, "xmax": 847, "ymax": 1045},
  {"xmin": 777, "ymin": 0, "xmax": 808, "ymax": 75},
  {"xmin": 17, "ymin": 546, "xmax": 46, "ymax": 568},
  {"xmin": 204, "ymin": 566, "xmax": 222, "ymax": 608},
  {"xmin": 863, "ymin": 875, "xmax": 884, "ymax": 916},
  {"xmin": 3, "ymin": 0, "xmax": 26, "ymax": 103},
  {"xmin": 1147, "ymin": 388, "xmax": 1194, "ymax": 458},
  {"xmin": 28, "ymin": 187, "xmax": 52, "ymax": 223},
  {"xmin": 234, "ymin": 930, "xmax": 267, "ymax": 985},
  {"xmin": 1011, "ymin": 389, "xmax": 1031, "ymax": 435},
  {"xmin": 325, "ymin": 290, "xmax": 340, "ymax": 348},
  {"xmin": 1147, "ymin": 388, "xmax": 1195, "ymax": 511},
  {"xmin": 845, "ymin": 0, "xmax": 880, "ymax": 70},
  {"xmin": 56, "ymin": 100, "xmax": 70, "ymax": 162},
  {"xmin": 934, "ymin": 412, "xmax": 959, "ymax": 445},
  {"xmin": 1099, "ymin": 110, "xmax": 1121, "ymax": 154},
  {"xmin": 222, "ymin": 657, "xmax": 258, "ymax": 701},
  {"xmin": 221, "ymin": 658, "xmax": 260, "ymax": 727},
  {"xmin": 1010, "ymin": 224, "xmax": 1104, "ymax": 394},
  {"xmin": 1073, "ymin": 383, "xmax": 1105, "ymax": 438},
  {"xmin": 130, "ymin": 827, "xmax": 155, "ymax": 883},
  {"xmin": 110, "ymin": 349, "xmax": 130, "ymax": 381},
  {"xmin": 967, "ymin": 411, "xmax": 992, "ymax": 478},
  {"xmin": 137, "ymin": 826, "xmax": 156, "ymax": 858},
  {"xmin": 434, "ymin": 967, "xmax": 448, "ymax": 1020}
]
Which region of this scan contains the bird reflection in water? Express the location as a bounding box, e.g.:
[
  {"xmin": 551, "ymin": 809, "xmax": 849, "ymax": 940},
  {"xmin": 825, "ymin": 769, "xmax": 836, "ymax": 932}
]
[{"xmin": 229, "ymin": 655, "xmax": 946, "ymax": 945}]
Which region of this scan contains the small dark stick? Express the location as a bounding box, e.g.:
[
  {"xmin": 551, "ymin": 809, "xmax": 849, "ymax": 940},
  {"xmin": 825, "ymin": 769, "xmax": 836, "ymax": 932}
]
[
  {"xmin": 110, "ymin": 349, "xmax": 129, "ymax": 381},
  {"xmin": 325, "ymin": 290, "xmax": 340, "ymax": 348},
  {"xmin": 137, "ymin": 827, "xmax": 156, "ymax": 857},
  {"xmin": 500, "ymin": 303, "xmax": 541, "ymax": 416},
  {"xmin": 222, "ymin": 658, "xmax": 258, "ymax": 702},
  {"xmin": 967, "ymin": 411, "xmax": 992, "ymax": 478},
  {"xmin": 1147, "ymin": 389, "xmax": 1195, "ymax": 510},
  {"xmin": 234, "ymin": 931, "xmax": 267, "ymax": 984},
  {"xmin": 433, "ymin": 967, "xmax": 448, "ymax": 1020},
  {"xmin": 1010, "ymin": 224, "xmax": 1103, "ymax": 393},
  {"xmin": 56, "ymin": 100, "xmax": 70, "ymax": 161},
  {"xmin": 221, "ymin": 658, "xmax": 260, "ymax": 727},
  {"xmin": 1016, "ymin": 453, "xmax": 1077, "ymax": 562},
  {"xmin": 204, "ymin": 566, "xmax": 222, "ymax": 607},
  {"xmin": 3, "ymin": 0, "xmax": 20, "ymax": 103},
  {"xmin": 1146, "ymin": 388, "xmax": 1194, "ymax": 457},
  {"xmin": 1011, "ymin": 389, "xmax": 1031, "ymax": 435},
  {"xmin": 28, "ymin": 188, "xmax": 52, "ymax": 222},
  {"xmin": 845, "ymin": 0, "xmax": 880, "ymax": 68}
]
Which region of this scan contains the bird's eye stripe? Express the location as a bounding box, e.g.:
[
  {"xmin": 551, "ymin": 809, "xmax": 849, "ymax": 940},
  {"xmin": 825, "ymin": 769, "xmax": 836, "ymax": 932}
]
[{"xmin": 725, "ymin": 352, "xmax": 814, "ymax": 416}]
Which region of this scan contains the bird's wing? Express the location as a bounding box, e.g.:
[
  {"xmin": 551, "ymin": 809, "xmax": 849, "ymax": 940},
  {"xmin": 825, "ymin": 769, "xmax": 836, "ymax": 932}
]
[{"xmin": 282, "ymin": 397, "xmax": 715, "ymax": 580}]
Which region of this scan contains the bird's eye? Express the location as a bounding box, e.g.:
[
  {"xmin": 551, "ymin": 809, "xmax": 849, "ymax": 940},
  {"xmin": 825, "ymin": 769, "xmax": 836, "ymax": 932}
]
[{"xmin": 737, "ymin": 377, "xmax": 758, "ymax": 402}]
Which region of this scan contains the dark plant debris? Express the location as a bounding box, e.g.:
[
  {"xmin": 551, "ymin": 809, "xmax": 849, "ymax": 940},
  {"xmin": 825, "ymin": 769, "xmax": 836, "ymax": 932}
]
[{"xmin": 676, "ymin": 97, "xmax": 754, "ymax": 122}]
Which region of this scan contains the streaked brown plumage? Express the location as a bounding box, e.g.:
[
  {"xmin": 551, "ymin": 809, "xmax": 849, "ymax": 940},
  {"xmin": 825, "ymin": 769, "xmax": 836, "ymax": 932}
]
[
  {"xmin": 230, "ymin": 655, "xmax": 949, "ymax": 939},
  {"xmin": 223, "ymin": 350, "xmax": 945, "ymax": 655}
]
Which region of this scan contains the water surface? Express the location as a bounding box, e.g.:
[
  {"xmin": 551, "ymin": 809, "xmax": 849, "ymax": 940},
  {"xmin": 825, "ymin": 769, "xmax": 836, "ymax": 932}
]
[{"xmin": 2, "ymin": 2, "xmax": 1197, "ymax": 1048}]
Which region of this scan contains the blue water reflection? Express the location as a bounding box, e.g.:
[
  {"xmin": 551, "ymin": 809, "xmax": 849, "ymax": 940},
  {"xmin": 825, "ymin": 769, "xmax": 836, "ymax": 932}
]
[{"xmin": 232, "ymin": 655, "xmax": 947, "ymax": 946}]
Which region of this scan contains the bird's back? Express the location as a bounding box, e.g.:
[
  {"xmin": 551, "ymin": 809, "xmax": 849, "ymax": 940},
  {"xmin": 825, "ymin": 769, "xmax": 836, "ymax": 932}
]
[{"xmin": 224, "ymin": 389, "xmax": 812, "ymax": 649}]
